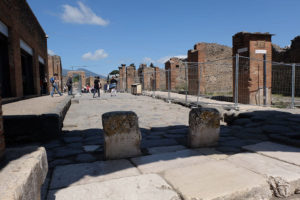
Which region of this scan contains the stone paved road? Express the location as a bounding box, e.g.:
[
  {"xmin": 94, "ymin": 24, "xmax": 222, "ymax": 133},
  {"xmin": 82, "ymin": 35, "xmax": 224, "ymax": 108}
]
[{"xmin": 40, "ymin": 92, "xmax": 300, "ymax": 200}]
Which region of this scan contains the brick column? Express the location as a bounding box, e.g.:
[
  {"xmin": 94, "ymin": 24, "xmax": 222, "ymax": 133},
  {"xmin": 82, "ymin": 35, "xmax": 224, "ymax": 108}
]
[
  {"xmin": 233, "ymin": 32, "xmax": 273, "ymax": 105},
  {"xmin": 0, "ymin": 88, "xmax": 5, "ymax": 160}
]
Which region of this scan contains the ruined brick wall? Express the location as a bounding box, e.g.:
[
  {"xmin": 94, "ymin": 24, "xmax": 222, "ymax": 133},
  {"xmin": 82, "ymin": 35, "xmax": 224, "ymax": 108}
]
[
  {"xmin": 188, "ymin": 43, "xmax": 232, "ymax": 95},
  {"xmin": 86, "ymin": 77, "xmax": 95, "ymax": 87},
  {"xmin": 159, "ymin": 68, "xmax": 166, "ymax": 90},
  {"xmin": 48, "ymin": 55, "xmax": 63, "ymax": 91},
  {"xmin": 126, "ymin": 65, "xmax": 136, "ymax": 91},
  {"xmin": 138, "ymin": 64, "xmax": 155, "ymax": 90},
  {"xmin": 233, "ymin": 32, "xmax": 272, "ymax": 105},
  {"xmin": 0, "ymin": 88, "xmax": 5, "ymax": 160},
  {"xmin": 165, "ymin": 58, "xmax": 186, "ymax": 91},
  {"xmin": 67, "ymin": 71, "xmax": 86, "ymax": 89},
  {"xmin": 272, "ymin": 36, "xmax": 300, "ymax": 96},
  {"xmin": 0, "ymin": 0, "xmax": 48, "ymax": 98},
  {"xmin": 118, "ymin": 65, "xmax": 126, "ymax": 92}
]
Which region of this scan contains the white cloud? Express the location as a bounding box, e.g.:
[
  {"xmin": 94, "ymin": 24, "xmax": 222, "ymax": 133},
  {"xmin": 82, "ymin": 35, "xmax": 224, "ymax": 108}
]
[
  {"xmin": 61, "ymin": 1, "xmax": 109, "ymax": 26},
  {"xmin": 142, "ymin": 57, "xmax": 155, "ymax": 64},
  {"xmin": 157, "ymin": 55, "xmax": 187, "ymax": 64},
  {"xmin": 82, "ymin": 49, "xmax": 108, "ymax": 60},
  {"xmin": 48, "ymin": 49, "xmax": 55, "ymax": 55}
]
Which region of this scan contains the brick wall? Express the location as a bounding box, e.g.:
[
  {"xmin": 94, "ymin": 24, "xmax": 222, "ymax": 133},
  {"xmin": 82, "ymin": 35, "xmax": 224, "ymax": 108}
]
[
  {"xmin": 188, "ymin": 43, "xmax": 232, "ymax": 95},
  {"xmin": 165, "ymin": 57, "xmax": 186, "ymax": 91},
  {"xmin": 126, "ymin": 65, "xmax": 136, "ymax": 91},
  {"xmin": 67, "ymin": 71, "xmax": 86, "ymax": 89},
  {"xmin": 48, "ymin": 55, "xmax": 63, "ymax": 91},
  {"xmin": 118, "ymin": 65, "xmax": 126, "ymax": 92},
  {"xmin": 233, "ymin": 32, "xmax": 272, "ymax": 105},
  {"xmin": 0, "ymin": 0, "xmax": 48, "ymax": 98},
  {"xmin": 0, "ymin": 88, "xmax": 5, "ymax": 160}
]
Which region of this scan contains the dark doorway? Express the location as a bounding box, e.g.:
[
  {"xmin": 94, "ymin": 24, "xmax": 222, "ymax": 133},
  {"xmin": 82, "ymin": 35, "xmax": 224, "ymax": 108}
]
[
  {"xmin": 39, "ymin": 62, "xmax": 47, "ymax": 94},
  {"xmin": 21, "ymin": 49, "xmax": 34, "ymax": 96},
  {"xmin": 0, "ymin": 33, "xmax": 11, "ymax": 97}
]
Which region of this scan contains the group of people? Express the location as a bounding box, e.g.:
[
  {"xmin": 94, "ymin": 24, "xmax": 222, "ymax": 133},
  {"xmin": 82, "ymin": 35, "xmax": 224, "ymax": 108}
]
[{"xmin": 49, "ymin": 73, "xmax": 118, "ymax": 98}]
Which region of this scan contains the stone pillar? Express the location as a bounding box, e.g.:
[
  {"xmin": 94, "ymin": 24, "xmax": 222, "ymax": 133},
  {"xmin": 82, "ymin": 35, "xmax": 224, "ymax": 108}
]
[
  {"xmin": 233, "ymin": 32, "xmax": 273, "ymax": 105},
  {"xmin": 0, "ymin": 87, "xmax": 5, "ymax": 160},
  {"xmin": 188, "ymin": 107, "xmax": 220, "ymax": 148},
  {"xmin": 102, "ymin": 111, "xmax": 142, "ymax": 160},
  {"xmin": 126, "ymin": 66, "xmax": 136, "ymax": 92},
  {"xmin": 154, "ymin": 67, "xmax": 160, "ymax": 90}
]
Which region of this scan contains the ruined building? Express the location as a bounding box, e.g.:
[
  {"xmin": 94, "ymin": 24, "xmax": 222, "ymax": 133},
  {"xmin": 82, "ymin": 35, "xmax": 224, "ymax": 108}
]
[
  {"xmin": 67, "ymin": 71, "xmax": 86, "ymax": 89},
  {"xmin": 233, "ymin": 32, "xmax": 273, "ymax": 105},
  {"xmin": 48, "ymin": 55, "xmax": 63, "ymax": 91},
  {"xmin": 0, "ymin": 0, "xmax": 48, "ymax": 99},
  {"xmin": 272, "ymin": 36, "xmax": 300, "ymax": 96},
  {"xmin": 187, "ymin": 43, "xmax": 232, "ymax": 95},
  {"xmin": 165, "ymin": 57, "xmax": 186, "ymax": 91}
]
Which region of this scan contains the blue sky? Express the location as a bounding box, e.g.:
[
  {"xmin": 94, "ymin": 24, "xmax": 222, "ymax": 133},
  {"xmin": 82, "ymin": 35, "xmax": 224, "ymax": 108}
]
[{"xmin": 27, "ymin": 0, "xmax": 300, "ymax": 75}]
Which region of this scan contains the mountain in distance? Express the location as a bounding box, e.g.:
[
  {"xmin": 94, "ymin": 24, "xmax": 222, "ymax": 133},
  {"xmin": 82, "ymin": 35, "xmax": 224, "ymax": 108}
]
[{"xmin": 62, "ymin": 68, "xmax": 106, "ymax": 79}]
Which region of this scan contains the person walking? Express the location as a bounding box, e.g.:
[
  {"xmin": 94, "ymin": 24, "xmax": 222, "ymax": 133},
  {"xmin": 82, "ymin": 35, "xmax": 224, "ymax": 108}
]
[
  {"xmin": 93, "ymin": 76, "xmax": 100, "ymax": 98},
  {"xmin": 66, "ymin": 75, "xmax": 73, "ymax": 95},
  {"xmin": 110, "ymin": 76, "xmax": 118, "ymax": 97},
  {"xmin": 50, "ymin": 73, "xmax": 62, "ymax": 97}
]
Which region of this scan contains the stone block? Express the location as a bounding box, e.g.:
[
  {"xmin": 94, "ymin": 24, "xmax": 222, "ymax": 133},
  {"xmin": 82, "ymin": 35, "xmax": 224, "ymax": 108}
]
[
  {"xmin": 50, "ymin": 159, "xmax": 140, "ymax": 189},
  {"xmin": 102, "ymin": 111, "xmax": 141, "ymax": 159},
  {"xmin": 48, "ymin": 174, "xmax": 180, "ymax": 200},
  {"xmin": 188, "ymin": 107, "xmax": 220, "ymax": 148},
  {"xmin": 243, "ymin": 142, "xmax": 300, "ymax": 166},
  {"xmin": 163, "ymin": 160, "xmax": 272, "ymax": 200},
  {"xmin": 0, "ymin": 146, "xmax": 48, "ymax": 200},
  {"xmin": 148, "ymin": 145, "xmax": 187, "ymax": 155},
  {"xmin": 131, "ymin": 149, "xmax": 209, "ymax": 174},
  {"xmin": 228, "ymin": 153, "xmax": 300, "ymax": 197}
]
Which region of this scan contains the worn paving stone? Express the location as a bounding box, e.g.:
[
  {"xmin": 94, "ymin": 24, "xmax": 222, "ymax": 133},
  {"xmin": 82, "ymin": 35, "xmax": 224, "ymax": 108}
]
[
  {"xmin": 47, "ymin": 174, "xmax": 180, "ymax": 200},
  {"xmin": 131, "ymin": 149, "xmax": 209, "ymax": 174},
  {"xmin": 164, "ymin": 134, "xmax": 186, "ymax": 139},
  {"xmin": 43, "ymin": 140, "xmax": 63, "ymax": 149},
  {"xmin": 145, "ymin": 135, "xmax": 163, "ymax": 140},
  {"xmin": 141, "ymin": 138, "xmax": 178, "ymax": 148},
  {"xmin": 243, "ymin": 142, "xmax": 300, "ymax": 166},
  {"xmin": 54, "ymin": 147, "xmax": 83, "ymax": 158},
  {"xmin": 50, "ymin": 159, "xmax": 140, "ymax": 189},
  {"xmin": 63, "ymin": 136, "xmax": 82, "ymax": 143},
  {"xmin": 148, "ymin": 131, "xmax": 165, "ymax": 136},
  {"xmin": 49, "ymin": 159, "xmax": 73, "ymax": 168},
  {"xmin": 232, "ymin": 118, "xmax": 252, "ymax": 125},
  {"xmin": 150, "ymin": 127, "xmax": 170, "ymax": 132},
  {"xmin": 227, "ymin": 152, "xmax": 300, "ymax": 197},
  {"xmin": 163, "ymin": 160, "xmax": 272, "ymax": 200},
  {"xmin": 83, "ymin": 145, "xmax": 101, "ymax": 152},
  {"xmin": 147, "ymin": 145, "xmax": 187, "ymax": 155},
  {"xmin": 75, "ymin": 154, "xmax": 97, "ymax": 163},
  {"xmin": 262, "ymin": 125, "xmax": 292, "ymax": 134},
  {"xmin": 67, "ymin": 142, "xmax": 83, "ymax": 148},
  {"xmin": 166, "ymin": 128, "xmax": 188, "ymax": 135},
  {"xmin": 216, "ymin": 146, "xmax": 242, "ymax": 154},
  {"xmin": 196, "ymin": 148, "xmax": 228, "ymax": 160}
]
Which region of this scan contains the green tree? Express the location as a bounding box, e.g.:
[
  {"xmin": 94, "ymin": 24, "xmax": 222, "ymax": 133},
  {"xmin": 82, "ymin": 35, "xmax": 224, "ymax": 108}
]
[
  {"xmin": 150, "ymin": 63, "xmax": 155, "ymax": 68},
  {"xmin": 109, "ymin": 70, "xmax": 119, "ymax": 75}
]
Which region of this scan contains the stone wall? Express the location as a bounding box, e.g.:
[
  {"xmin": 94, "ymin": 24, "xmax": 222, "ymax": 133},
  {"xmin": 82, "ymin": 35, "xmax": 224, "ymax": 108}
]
[
  {"xmin": 118, "ymin": 64, "xmax": 126, "ymax": 92},
  {"xmin": 272, "ymin": 36, "xmax": 300, "ymax": 96},
  {"xmin": 126, "ymin": 65, "xmax": 137, "ymax": 91},
  {"xmin": 188, "ymin": 43, "xmax": 232, "ymax": 95},
  {"xmin": 0, "ymin": 88, "xmax": 5, "ymax": 160},
  {"xmin": 0, "ymin": 0, "xmax": 48, "ymax": 98},
  {"xmin": 48, "ymin": 55, "xmax": 63, "ymax": 91}
]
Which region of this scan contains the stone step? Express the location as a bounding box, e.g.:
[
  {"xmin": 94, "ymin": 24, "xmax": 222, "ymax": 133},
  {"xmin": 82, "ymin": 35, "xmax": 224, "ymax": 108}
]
[{"xmin": 47, "ymin": 174, "xmax": 180, "ymax": 200}]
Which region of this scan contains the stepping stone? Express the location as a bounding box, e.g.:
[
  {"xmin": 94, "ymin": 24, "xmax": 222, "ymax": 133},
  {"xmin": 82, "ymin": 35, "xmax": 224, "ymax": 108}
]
[
  {"xmin": 131, "ymin": 149, "xmax": 209, "ymax": 174},
  {"xmin": 227, "ymin": 152, "xmax": 300, "ymax": 197},
  {"xmin": 47, "ymin": 174, "xmax": 180, "ymax": 200},
  {"xmin": 50, "ymin": 159, "xmax": 140, "ymax": 189},
  {"xmin": 148, "ymin": 145, "xmax": 187, "ymax": 155},
  {"xmin": 243, "ymin": 142, "xmax": 300, "ymax": 166},
  {"xmin": 163, "ymin": 160, "xmax": 272, "ymax": 200}
]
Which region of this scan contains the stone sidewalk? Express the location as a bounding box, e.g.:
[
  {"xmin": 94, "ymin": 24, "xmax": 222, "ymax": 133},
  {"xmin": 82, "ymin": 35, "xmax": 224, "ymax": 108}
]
[{"xmin": 39, "ymin": 93, "xmax": 300, "ymax": 199}]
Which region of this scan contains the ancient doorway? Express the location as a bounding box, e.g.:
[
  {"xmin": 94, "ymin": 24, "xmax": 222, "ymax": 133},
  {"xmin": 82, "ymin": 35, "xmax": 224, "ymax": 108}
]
[
  {"xmin": 21, "ymin": 49, "xmax": 34, "ymax": 95},
  {"xmin": 0, "ymin": 33, "xmax": 11, "ymax": 97},
  {"xmin": 39, "ymin": 62, "xmax": 47, "ymax": 94}
]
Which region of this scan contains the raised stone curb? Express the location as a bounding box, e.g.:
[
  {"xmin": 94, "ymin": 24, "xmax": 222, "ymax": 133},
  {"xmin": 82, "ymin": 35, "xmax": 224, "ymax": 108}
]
[{"xmin": 0, "ymin": 146, "xmax": 48, "ymax": 200}]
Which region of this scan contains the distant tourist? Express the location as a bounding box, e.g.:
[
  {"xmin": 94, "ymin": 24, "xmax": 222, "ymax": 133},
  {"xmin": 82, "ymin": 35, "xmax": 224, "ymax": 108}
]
[
  {"xmin": 50, "ymin": 73, "xmax": 62, "ymax": 97},
  {"xmin": 66, "ymin": 75, "xmax": 73, "ymax": 95},
  {"xmin": 93, "ymin": 76, "xmax": 100, "ymax": 98},
  {"xmin": 110, "ymin": 76, "xmax": 118, "ymax": 96}
]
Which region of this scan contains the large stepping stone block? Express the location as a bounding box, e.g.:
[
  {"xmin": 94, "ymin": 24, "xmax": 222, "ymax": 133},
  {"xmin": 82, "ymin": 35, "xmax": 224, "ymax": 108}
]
[
  {"xmin": 50, "ymin": 159, "xmax": 140, "ymax": 189},
  {"xmin": 163, "ymin": 160, "xmax": 272, "ymax": 200},
  {"xmin": 243, "ymin": 142, "xmax": 300, "ymax": 166},
  {"xmin": 0, "ymin": 146, "xmax": 48, "ymax": 200},
  {"xmin": 102, "ymin": 111, "xmax": 142, "ymax": 159},
  {"xmin": 228, "ymin": 152, "xmax": 300, "ymax": 198},
  {"xmin": 188, "ymin": 107, "xmax": 220, "ymax": 148},
  {"xmin": 48, "ymin": 174, "xmax": 180, "ymax": 200}
]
